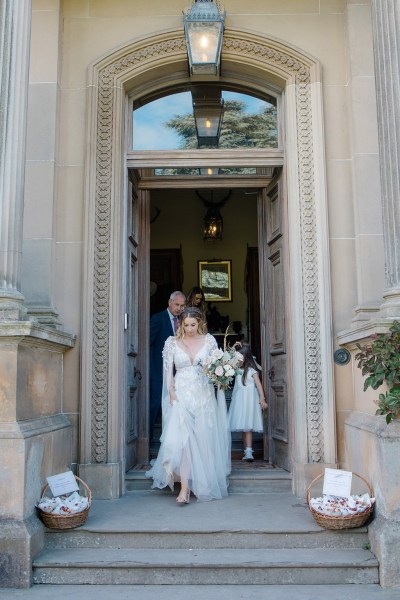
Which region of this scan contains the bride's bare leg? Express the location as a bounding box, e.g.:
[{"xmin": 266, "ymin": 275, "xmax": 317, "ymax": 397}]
[{"xmin": 176, "ymin": 450, "xmax": 190, "ymax": 504}]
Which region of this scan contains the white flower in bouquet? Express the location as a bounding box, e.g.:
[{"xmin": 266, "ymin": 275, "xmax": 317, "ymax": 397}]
[
  {"xmin": 211, "ymin": 348, "xmax": 224, "ymax": 360},
  {"xmin": 224, "ymin": 365, "xmax": 235, "ymax": 377},
  {"xmin": 201, "ymin": 327, "xmax": 241, "ymax": 390}
]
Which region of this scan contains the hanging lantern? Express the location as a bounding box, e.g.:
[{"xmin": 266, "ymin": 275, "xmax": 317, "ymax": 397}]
[
  {"xmin": 196, "ymin": 190, "xmax": 231, "ymax": 241},
  {"xmin": 203, "ymin": 206, "xmax": 223, "ymax": 241},
  {"xmin": 192, "ymin": 87, "xmax": 224, "ymax": 147},
  {"xmin": 183, "ymin": 0, "xmax": 225, "ymax": 78}
]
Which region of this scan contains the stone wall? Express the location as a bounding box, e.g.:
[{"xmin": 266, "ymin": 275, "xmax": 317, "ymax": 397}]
[{"xmin": 22, "ymin": 0, "xmax": 383, "ymax": 483}]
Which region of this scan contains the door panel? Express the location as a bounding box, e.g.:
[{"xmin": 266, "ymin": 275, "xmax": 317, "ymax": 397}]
[
  {"xmin": 268, "ymin": 248, "xmax": 286, "ymax": 355},
  {"xmin": 259, "ymin": 177, "xmax": 290, "ymax": 470},
  {"xmin": 125, "ymin": 171, "xmax": 149, "ymax": 470}
]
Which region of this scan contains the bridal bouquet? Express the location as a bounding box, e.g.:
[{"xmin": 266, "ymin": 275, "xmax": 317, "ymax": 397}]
[{"xmin": 202, "ymin": 329, "xmax": 242, "ymax": 390}]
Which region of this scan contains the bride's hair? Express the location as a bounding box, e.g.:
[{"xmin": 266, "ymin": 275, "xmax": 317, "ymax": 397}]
[{"xmin": 176, "ymin": 307, "xmax": 207, "ymax": 338}]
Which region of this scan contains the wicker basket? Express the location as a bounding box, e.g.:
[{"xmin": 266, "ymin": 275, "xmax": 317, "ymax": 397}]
[
  {"xmin": 36, "ymin": 476, "xmax": 91, "ymax": 530},
  {"xmin": 307, "ymin": 472, "xmax": 374, "ymax": 530}
]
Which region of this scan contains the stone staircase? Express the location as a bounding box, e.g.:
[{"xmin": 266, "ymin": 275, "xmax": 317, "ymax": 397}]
[{"xmin": 32, "ymin": 465, "xmax": 379, "ymax": 587}]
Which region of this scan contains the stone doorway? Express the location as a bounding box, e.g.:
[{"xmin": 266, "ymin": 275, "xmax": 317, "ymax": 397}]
[{"xmin": 79, "ymin": 28, "xmax": 335, "ymax": 499}]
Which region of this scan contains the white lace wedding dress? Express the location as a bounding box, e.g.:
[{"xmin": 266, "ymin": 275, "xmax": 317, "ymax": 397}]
[{"xmin": 145, "ymin": 333, "xmax": 231, "ymax": 501}]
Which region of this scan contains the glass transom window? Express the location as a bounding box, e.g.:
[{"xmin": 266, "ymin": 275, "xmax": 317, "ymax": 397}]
[{"xmin": 132, "ymin": 89, "xmax": 278, "ymax": 151}]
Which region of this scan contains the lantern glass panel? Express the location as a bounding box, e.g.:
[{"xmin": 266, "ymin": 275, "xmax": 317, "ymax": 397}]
[
  {"xmin": 186, "ymin": 21, "xmax": 222, "ymax": 71},
  {"xmin": 195, "ymin": 114, "xmax": 219, "ymax": 138}
]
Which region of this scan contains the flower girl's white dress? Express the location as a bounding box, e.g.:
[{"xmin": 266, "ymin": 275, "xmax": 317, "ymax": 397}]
[
  {"xmin": 146, "ymin": 333, "xmax": 231, "ymax": 501},
  {"xmin": 228, "ymin": 368, "xmax": 264, "ymax": 432}
]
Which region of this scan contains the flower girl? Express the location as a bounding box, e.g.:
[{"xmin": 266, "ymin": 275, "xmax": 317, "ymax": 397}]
[{"xmin": 228, "ymin": 342, "xmax": 267, "ymax": 461}]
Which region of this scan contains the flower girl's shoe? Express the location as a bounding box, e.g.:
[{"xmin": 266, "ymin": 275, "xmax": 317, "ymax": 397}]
[
  {"xmin": 176, "ymin": 489, "xmax": 190, "ymax": 505},
  {"xmin": 242, "ymin": 447, "xmax": 254, "ymax": 461}
]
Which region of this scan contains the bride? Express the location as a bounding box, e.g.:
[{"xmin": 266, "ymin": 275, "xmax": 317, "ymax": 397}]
[{"xmin": 146, "ymin": 307, "xmax": 231, "ymax": 503}]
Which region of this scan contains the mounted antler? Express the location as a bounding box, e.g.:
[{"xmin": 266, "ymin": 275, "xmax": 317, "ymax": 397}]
[
  {"xmin": 195, "ymin": 190, "xmax": 232, "ymax": 209},
  {"xmin": 150, "ymin": 205, "xmax": 161, "ymax": 224}
]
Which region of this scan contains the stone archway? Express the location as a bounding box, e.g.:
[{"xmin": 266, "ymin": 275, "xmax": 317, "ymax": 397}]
[{"xmin": 79, "ymin": 28, "xmax": 336, "ymax": 498}]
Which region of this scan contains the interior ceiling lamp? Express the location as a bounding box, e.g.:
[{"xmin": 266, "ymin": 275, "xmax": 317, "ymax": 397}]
[
  {"xmin": 183, "ymin": 0, "xmax": 225, "ymax": 78},
  {"xmin": 196, "ymin": 190, "xmax": 231, "ymax": 241},
  {"xmin": 192, "ymin": 87, "xmax": 224, "ymax": 147}
]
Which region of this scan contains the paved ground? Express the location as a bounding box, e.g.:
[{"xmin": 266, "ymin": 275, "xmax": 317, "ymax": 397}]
[
  {"xmin": 0, "ymin": 584, "xmax": 399, "ymax": 599},
  {"xmin": 70, "ymin": 489, "xmax": 317, "ymax": 533}
]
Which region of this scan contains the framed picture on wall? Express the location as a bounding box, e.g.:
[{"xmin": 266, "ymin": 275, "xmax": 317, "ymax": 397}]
[{"xmin": 198, "ymin": 260, "xmax": 232, "ymax": 302}]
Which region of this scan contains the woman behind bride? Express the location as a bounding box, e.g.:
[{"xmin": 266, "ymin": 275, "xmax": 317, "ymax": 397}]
[{"xmin": 146, "ymin": 307, "xmax": 231, "ymax": 503}]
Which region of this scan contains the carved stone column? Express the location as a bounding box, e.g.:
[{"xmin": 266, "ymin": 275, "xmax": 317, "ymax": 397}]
[
  {"xmin": 0, "ymin": 1, "xmax": 76, "ymax": 589},
  {"xmin": 0, "ymin": 0, "xmax": 31, "ymax": 320},
  {"xmin": 371, "ymin": 0, "xmax": 400, "ymax": 317}
]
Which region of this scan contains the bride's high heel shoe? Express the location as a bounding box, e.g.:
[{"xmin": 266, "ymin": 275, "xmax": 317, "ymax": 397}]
[{"xmin": 176, "ymin": 489, "xmax": 190, "ymax": 505}]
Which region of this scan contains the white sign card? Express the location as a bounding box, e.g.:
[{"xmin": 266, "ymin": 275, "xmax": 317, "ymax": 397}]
[
  {"xmin": 46, "ymin": 471, "xmax": 79, "ymax": 497},
  {"xmin": 323, "ymin": 468, "xmax": 353, "ymax": 498}
]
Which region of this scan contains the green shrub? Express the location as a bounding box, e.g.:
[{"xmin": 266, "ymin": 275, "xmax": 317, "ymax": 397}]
[{"xmin": 355, "ymin": 321, "xmax": 400, "ymax": 424}]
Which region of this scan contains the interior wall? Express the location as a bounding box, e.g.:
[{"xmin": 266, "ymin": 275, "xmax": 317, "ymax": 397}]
[{"xmin": 150, "ymin": 188, "xmax": 258, "ymax": 331}]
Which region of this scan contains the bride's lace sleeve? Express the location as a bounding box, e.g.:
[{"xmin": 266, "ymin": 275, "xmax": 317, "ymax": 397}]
[
  {"xmin": 161, "ymin": 336, "xmax": 175, "ymax": 427},
  {"xmin": 206, "ymin": 333, "xmax": 218, "ymax": 353},
  {"xmin": 162, "ymin": 336, "xmax": 175, "ymax": 378}
]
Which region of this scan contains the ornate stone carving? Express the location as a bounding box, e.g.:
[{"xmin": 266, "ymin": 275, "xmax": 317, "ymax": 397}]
[
  {"xmin": 295, "ymin": 83, "xmax": 324, "ymax": 463},
  {"xmin": 223, "ymin": 38, "xmax": 311, "ymax": 84},
  {"xmin": 91, "ymin": 32, "xmax": 324, "ymax": 463}
]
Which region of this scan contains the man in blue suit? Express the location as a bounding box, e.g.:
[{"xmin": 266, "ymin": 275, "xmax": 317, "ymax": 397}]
[{"xmin": 149, "ymin": 290, "xmax": 186, "ymax": 439}]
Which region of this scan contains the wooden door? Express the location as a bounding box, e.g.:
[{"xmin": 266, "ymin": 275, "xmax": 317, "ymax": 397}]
[
  {"xmin": 258, "ymin": 176, "xmax": 290, "ymax": 470},
  {"xmin": 125, "ymin": 171, "xmax": 150, "ymax": 470}
]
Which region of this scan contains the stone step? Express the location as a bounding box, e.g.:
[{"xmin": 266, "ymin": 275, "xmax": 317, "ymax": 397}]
[
  {"xmin": 125, "ymin": 466, "xmax": 292, "ymax": 493},
  {"xmin": 228, "ymin": 467, "xmax": 292, "ymax": 492},
  {"xmin": 33, "ymin": 547, "xmax": 379, "ymax": 586},
  {"xmin": 44, "ymin": 526, "xmax": 370, "ymax": 551}
]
